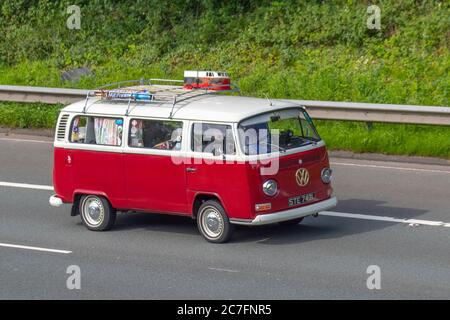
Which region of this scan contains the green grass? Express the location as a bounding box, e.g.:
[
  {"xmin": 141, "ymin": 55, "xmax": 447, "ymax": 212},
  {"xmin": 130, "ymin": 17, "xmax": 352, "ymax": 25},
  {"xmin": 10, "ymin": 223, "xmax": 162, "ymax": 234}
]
[
  {"xmin": 316, "ymin": 121, "xmax": 450, "ymax": 159},
  {"xmin": 0, "ymin": 102, "xmax": 61, "ymax": 129},
  {"xmin": 0, "ymin": 1, "xmax": 449, "ymax": 158},
  {"xmin": 0, "ymin": 1, "xmax": 448, "ymax": 106}
]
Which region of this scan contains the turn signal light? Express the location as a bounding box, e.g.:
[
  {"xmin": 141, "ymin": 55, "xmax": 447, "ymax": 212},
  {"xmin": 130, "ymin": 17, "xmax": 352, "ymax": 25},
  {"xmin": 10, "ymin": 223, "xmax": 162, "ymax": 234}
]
[
  {"xmin": 327, "ymin": 187, "xmax": 333, "ymax": 197},
  {"xmin": 255, "ymin": 203, "xmax": 272, "ymax": 212}
]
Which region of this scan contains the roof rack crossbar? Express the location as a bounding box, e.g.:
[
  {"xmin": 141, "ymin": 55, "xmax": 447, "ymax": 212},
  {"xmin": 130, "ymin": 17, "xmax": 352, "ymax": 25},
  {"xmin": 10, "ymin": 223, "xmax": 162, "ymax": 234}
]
[
  {"xmin": 148, "ymin": 78, "xmax": 184, "ymax": 84},
  {"xmin": 169, "ymin": 96, "xmax": 177, "ymax": 119},
  {"xmin": 82, "ymin": 79, "xmax": 241, "ymax": 117},
  {"xmin": 125, "ymin": 96, "xmax": 133, "ymax": 116},
  {"xmin": 82, "ymin": 91, "xmax": 89, "ymax": 114},
  {"xmin": 97, "ymin": 79, "xmax": 146, "ymax": 90}
]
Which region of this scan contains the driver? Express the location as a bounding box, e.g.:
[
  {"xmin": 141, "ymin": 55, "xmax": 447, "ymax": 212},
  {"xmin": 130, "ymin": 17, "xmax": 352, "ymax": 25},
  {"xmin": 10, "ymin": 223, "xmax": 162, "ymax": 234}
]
[
  {"xmin": 143, "ymin": 121, "xmax": 170, "ymax": 148},
  {"xmin": 152, "ymin": 127, "xmax": 182, "ymax": 150}
]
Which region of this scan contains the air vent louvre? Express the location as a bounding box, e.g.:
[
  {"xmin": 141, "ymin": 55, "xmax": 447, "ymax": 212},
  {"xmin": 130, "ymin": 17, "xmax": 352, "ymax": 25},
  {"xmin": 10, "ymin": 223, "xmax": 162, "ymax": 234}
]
[{"xmin": 57, "ymin": 114, "xmax": 69, "ymax": 141}]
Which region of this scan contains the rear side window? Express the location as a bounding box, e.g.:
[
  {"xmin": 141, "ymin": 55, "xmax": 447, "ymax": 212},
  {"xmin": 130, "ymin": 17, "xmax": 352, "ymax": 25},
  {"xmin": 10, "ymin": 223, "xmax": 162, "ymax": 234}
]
[
  {"xmin": 128, "ymin": 119, "xmax": 183, "ymax": 151},
  {"xmin": 70, "ymin": 116, "xmax": 123, "ymax": 146},
  {"xmin": 191, "ymin": 123, "xmax": 236, "ymax": 155}
]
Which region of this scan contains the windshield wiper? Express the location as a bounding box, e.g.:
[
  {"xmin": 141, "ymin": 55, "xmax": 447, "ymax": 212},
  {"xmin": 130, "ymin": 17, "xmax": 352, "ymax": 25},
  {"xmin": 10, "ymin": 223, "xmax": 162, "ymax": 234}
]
[
  {"xmin": 259, "ymin": 142, "xmax": 286, "ymax": 153},
  {"xmin": 300, "ymin": 137, "xmax": 318, "ymax": 145}
]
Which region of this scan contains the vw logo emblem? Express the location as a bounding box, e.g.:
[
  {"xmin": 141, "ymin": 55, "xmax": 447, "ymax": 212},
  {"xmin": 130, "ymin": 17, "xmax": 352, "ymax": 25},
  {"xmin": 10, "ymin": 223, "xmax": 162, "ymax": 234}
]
[{"xmin": 295, "ymin": 168, "xmax": 309, "ymax": 187}]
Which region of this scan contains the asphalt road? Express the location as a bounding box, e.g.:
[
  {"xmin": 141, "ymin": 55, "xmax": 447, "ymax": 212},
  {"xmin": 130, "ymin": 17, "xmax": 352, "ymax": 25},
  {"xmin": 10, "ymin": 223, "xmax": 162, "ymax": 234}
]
[{"xmin": 0, "ymin": 134, "xmax": 449, "ymax": 299}]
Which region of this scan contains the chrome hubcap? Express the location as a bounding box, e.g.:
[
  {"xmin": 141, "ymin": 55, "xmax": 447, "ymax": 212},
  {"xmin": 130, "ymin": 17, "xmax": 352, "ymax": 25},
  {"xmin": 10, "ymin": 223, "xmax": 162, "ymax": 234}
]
[
  {"xmin": 201, "ymin": 206, "xmax": 224, "ymax": 238},
  {"xmin": 83, "ymin": 197, "xmax": 104, "ymax": 226}
]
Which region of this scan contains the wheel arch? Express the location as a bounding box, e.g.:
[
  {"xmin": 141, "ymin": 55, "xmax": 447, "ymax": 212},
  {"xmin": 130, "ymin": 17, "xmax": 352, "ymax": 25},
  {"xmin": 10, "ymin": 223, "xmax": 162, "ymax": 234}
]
[
  {"xmin": 191, "ymin": 192, "xmax": 227, "ymax": 219},
  {"xmin": 71, "ymin": 190, "xmax": 115, "ymax": 216}
]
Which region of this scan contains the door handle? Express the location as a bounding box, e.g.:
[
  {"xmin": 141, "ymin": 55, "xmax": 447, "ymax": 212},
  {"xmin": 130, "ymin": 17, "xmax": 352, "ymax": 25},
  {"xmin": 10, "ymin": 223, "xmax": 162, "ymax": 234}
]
[
  {"xmin": 65, "ymin": 155, "xmax": 73, "ymax": 165},
  {"xmin": 186, "ymin": 167, "xmax": 197, "ymax": 173}
]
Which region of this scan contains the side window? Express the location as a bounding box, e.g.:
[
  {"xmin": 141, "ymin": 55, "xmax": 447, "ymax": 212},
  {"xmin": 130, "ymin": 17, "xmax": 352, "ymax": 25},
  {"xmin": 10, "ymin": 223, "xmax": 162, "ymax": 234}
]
[
  {"xmin": 70, "ymin": 116, "xmax": 123, "ymax": 146},
  {"xmin": 191, "ymin": 123, "xmax": 236, "ymax": 155},
  {"xmin": 128, "ymin": 119, "xmax": 183, "ymax": 151}
]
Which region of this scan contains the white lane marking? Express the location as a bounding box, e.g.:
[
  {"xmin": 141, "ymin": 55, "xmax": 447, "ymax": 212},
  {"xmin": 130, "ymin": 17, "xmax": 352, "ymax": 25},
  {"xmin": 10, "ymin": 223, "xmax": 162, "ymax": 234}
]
[
  {"xmin": 0, "ymin": 181, "xmax": 53, "ymax": 191},
  {"xmin": 2, "ymin": 180, "xmax": 449, "ymax": 229},
  {"xmin": 321, "ymin": 211, "xmax": 450, "ymax": 228},
  {"xmin": 208, "ymin": 267, "xmax": 240, "ymax": 273},
  {"xmin": 331, "ymin": 162, "xmax": 450, "ymax": 174},
  {"xmin": 0, "ymin": 137, "xmax": 52, "ymax": 144},
  {"xmin": 0, "ymin": 242, "xmax": 71, "ymax": 254}
]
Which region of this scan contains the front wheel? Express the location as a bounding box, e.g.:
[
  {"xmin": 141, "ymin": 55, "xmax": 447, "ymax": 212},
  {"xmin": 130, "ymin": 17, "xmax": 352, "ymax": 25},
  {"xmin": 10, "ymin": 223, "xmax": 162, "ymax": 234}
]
[
  {"xmin": 79, "ymin": 195, "xmax": 116, "ymax": 231},
  {"xmin": 197, "ymin": 200, "xmax": 234, "ymax": 243}
]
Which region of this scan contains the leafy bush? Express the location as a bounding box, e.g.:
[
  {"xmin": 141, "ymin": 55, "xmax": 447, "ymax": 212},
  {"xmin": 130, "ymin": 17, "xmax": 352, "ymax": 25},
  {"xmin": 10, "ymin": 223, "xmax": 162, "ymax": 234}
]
[{"xmin": 0, "ymin": 1, "xmax": 448, "ymax": 157}]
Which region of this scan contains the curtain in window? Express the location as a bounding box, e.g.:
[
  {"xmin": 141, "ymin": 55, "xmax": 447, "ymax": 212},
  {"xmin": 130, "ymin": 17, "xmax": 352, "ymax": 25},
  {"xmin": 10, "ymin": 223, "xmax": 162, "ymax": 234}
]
[{"xmin": 94, "ymin": 118, "xmax": 122, "ymax": 146}]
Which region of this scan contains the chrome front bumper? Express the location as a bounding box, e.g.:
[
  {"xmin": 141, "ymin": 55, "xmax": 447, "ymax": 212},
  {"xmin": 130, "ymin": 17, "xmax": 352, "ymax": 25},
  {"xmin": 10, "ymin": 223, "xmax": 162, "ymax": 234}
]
[{"xmin": 230, "ymin": 197, "xmax": 337, "ymax": 226}]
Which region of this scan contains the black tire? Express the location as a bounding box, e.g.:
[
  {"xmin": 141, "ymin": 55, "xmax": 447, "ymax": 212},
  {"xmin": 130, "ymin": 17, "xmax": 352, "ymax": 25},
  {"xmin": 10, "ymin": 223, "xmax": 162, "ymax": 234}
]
[
  {"xmin": 79, "ymin": 195, "xmax": 116, "ymax": 231},
  {"xmin": 196, "ymin": 200, "xmax": 234, "ymax": 243},
  {"xmin": 278, "ymin": 217, "xmax": 304, "ymax": 226}
]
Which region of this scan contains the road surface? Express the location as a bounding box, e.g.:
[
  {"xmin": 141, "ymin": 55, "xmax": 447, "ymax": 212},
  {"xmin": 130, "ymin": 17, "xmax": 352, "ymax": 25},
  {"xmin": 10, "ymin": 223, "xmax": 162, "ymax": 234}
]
[{"xmin": 0, "ymin": 134, "xmax": 449, "ymax": 299}]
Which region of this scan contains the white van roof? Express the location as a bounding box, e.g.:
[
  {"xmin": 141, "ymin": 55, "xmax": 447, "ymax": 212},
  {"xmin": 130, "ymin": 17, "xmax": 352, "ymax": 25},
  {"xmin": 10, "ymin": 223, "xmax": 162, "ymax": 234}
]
[{"xmin": 61, "ymin": 93, "xmax": 302, "ymax": 123}]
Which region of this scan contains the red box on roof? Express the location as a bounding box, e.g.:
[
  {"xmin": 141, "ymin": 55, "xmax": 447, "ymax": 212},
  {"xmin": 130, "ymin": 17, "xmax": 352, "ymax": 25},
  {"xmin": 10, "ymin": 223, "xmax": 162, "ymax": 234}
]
[{"xmin": 183, "ymin": 70, "xmax": 231, "ymax": 90}]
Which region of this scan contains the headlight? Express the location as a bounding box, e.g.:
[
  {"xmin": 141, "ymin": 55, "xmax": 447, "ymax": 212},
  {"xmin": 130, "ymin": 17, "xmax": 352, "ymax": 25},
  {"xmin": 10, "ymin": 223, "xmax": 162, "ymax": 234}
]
[
  {"xmin": 321, "ymin": 168, "xmax": 332, "ymax": 184},
  {"xmin": 262, "ymin": 180, "xmax": 278, "ymax": 196}
]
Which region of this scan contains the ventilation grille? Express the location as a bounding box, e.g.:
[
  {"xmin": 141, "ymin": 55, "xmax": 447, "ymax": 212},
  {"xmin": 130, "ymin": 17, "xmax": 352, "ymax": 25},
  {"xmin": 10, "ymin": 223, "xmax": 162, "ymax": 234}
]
[{"xmin": 57, "ymin": 114, "xmax": 70, "ymax": 141}]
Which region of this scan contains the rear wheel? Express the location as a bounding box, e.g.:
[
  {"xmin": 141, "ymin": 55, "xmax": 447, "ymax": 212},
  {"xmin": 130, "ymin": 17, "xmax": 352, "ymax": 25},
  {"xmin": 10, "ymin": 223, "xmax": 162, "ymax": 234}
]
[
  {"xmin": 278, "ymin": 217, "xmax": 304, "ymax": 226},
  {"xmin": 79, "ymin": 195, "xmax": 116, "ymax": 231},
  {"xmin": 197, "ymin": 200, "xmax": 234, "ymax": 243}
]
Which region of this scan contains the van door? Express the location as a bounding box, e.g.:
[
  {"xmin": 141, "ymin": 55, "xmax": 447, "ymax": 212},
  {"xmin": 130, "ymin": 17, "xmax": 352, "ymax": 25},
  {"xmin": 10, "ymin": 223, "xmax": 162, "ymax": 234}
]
[
  {"xmin": 185, "ymin": 122, "xmax": 248, "ymax": 217},
  {"xmin": 124, "ymin": 118, "xmax": 188, "ymax": 213}
]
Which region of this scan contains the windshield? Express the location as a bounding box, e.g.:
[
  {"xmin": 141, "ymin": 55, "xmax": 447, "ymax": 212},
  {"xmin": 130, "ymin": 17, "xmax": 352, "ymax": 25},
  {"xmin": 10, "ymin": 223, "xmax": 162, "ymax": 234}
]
[{"xmin": 238, "ymin": 108, "xmax": 321, "ymax": 155}]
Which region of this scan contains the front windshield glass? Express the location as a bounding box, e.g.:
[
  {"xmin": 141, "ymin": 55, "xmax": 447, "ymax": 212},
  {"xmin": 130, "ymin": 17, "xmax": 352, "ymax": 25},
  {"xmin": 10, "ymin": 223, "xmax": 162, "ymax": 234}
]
[{"xmin": 238, "ymin": 108, "xmax": 320, "ymax": 155}]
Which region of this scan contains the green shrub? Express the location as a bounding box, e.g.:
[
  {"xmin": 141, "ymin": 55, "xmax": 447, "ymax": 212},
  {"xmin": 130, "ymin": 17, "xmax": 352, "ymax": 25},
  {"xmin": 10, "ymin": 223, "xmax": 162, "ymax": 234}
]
[
  {"xmin": 0, "ymin": 102, "xmax": 61, "ymax": 128},
  {"xmin": 0, "ymin": 1, "xmax": 448, "ymax": 158}
]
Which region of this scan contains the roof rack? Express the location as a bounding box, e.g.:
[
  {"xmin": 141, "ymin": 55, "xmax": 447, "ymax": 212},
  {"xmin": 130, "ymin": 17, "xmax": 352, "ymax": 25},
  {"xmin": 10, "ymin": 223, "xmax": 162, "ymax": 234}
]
[{"xmin": 82, "ymin": 78, "xmax": 240, "ymax": 118}]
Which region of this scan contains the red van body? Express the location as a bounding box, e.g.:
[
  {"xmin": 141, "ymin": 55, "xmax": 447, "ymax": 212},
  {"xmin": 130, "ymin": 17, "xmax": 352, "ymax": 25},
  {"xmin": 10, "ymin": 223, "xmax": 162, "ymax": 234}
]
[{"xmin": 50, "ymin": 85, "xmax": 337, "ymax": 242}]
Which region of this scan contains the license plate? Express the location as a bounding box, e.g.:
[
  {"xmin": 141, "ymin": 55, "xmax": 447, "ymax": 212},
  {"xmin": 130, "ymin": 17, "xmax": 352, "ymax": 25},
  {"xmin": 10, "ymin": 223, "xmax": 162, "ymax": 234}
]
[{"xmin": 288, "ymin": 192, "xmax": 315, "ymax": 207}]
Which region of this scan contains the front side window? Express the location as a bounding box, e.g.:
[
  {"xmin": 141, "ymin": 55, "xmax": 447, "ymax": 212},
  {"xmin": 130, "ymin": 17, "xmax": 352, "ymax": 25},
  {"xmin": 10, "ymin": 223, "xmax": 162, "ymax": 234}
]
[
  {"xmin": 238, "ymin": 108, "xmax": 320, "ymax": 155},
  {"xmin": 191, "ymin": 123, "xmax": 236, "ymax": 155},
  {"xmin": 70, "ymin": 116, "xmax": 123, "ymax": 146},
  {"xmin": 128, "ymin": 119, "xmax": 183, "ymax": 151}
]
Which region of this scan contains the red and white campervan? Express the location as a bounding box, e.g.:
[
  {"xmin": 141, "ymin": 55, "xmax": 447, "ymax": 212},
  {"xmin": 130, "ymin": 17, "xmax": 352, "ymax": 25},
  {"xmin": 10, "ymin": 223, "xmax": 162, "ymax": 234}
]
[{"xmin": 50, "ymin": 73, "xmax": 337, "ymax": 243}]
